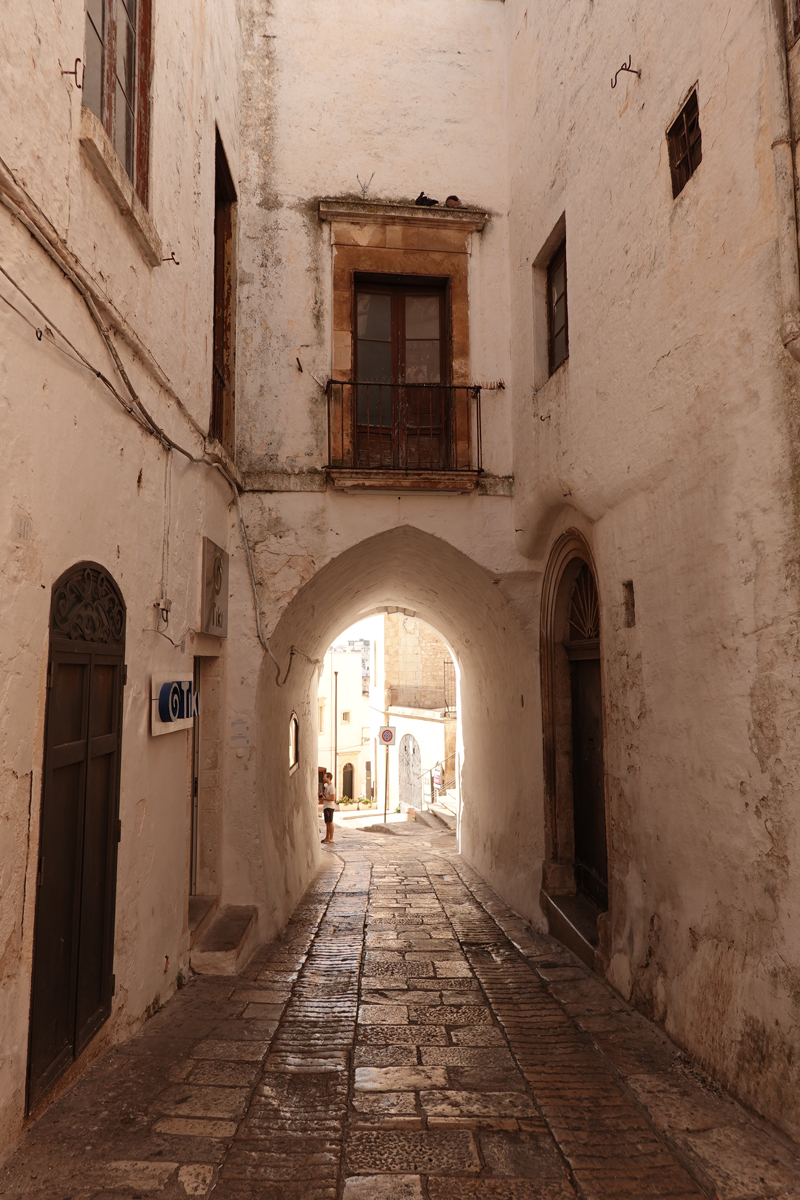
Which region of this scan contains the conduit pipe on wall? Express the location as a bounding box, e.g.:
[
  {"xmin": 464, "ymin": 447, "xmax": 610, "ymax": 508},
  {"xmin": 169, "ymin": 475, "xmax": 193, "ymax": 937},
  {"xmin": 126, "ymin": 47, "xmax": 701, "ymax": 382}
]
[
  {"xmin": 766, "ymin": 0, "xmax": 800, "ymax": 361},
  {"xmin": 0, "ymin": 156, "xmax": 208, "ymax": 438},
  {"xmin": 0, "ymin": 156, "xmax": 307, "ymax": 685}
]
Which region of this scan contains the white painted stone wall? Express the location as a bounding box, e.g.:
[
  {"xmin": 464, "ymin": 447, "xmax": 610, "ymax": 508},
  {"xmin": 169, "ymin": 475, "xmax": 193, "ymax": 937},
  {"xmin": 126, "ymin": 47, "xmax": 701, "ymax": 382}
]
[
  {"xmin": 0, "ymin": 0, "xmax": 246, "ymax": 1161},
  {"xmin": 505, "ymin": 0, "xmax": 800, "ymax": 1136}
]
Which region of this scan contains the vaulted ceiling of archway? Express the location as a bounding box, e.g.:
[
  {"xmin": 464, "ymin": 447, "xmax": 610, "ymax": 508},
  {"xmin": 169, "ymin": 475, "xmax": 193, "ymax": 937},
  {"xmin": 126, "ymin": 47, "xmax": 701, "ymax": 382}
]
[{"xmin": 265, "ymin": 524, "xmax": 521, "ymax": 669}]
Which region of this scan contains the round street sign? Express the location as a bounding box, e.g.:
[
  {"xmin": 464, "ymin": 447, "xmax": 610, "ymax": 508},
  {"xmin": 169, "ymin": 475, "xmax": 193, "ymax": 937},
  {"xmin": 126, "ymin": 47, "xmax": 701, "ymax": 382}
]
[{"xmin": 379, "ymin": 726, "xmax": 396, "ymax": 745}]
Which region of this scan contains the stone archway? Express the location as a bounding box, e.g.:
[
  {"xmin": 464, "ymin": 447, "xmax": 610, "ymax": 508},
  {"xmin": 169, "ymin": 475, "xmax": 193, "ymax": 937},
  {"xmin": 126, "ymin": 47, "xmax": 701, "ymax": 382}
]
[
  {"xmin": 539, "ymin": 531, "xmax": 610, "ymax": 969},
  {"xmin": 229, "ymin": 525, "xmax": 540, "ymax": 948}
]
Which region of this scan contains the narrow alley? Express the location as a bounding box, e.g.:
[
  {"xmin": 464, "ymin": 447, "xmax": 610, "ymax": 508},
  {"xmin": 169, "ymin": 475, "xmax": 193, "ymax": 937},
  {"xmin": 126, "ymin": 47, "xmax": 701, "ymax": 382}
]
[{"xmin": 2, "ymin": 823, "xmax": 798, "ymax": 1200}]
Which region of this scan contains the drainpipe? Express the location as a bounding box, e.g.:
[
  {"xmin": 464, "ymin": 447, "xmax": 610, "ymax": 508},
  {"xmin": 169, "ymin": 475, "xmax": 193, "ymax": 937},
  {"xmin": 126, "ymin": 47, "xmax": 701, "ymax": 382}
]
[{"xmin": 766, "ymin": 0, "xmax": 800, "ymax": 360}]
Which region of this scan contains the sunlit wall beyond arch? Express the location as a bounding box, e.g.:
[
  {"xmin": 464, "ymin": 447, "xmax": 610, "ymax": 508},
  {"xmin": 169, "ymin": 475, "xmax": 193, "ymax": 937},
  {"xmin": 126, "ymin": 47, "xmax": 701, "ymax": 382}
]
[{"xmin": 223, "ymin": 525, "xmax": 544, "ymax": 937}]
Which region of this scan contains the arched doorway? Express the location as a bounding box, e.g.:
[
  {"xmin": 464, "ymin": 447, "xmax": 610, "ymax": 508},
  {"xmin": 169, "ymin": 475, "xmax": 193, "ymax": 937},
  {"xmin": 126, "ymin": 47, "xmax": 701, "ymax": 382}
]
[
  {"xmin": 27, "ymin": 563, "xmax": 126, "ymax": 1111},
  {"xmin": 540, "ymin": 533, "xmax": 609, "ymax": 967},
  {"xmin": 399, "ymin": 734, "xmax": 422, "ymax": 808},
  {"xmin": 342, "ymin": 762, "xmax": 354, "ymax": 801}
]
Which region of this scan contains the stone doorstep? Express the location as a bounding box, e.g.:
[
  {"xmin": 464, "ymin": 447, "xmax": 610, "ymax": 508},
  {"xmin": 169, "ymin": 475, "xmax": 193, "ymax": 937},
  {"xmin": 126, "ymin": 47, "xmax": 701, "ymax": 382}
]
[
  {"xmin": 189, "ymin": 895, "xmax": 220, "ymax": 948},
  {"xmin": 191, "ymin": 906, "xmax": 259, "ymax": 976}
]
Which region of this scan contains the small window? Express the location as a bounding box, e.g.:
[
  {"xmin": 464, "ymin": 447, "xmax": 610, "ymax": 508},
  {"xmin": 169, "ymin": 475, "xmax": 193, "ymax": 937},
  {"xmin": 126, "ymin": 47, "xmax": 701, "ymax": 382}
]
[
  {"xmin": 211, "ymin": 133, "xmax": 237, "ymax": 456},
  {"xmin": 289, "ymin": 713, "xmax": 299, "ymax": 771},
  {"xmin": 547, "ymin": 241, "xmax": 568, "ymax": 375},
  {"xmin": 83, "ymin": 0, "xmax": 152, "ymax": 202},
  {"xmin": 341, "ymin": 711, "xmax": 351, "ymax": 724},
  {"xmin": 667, "ymin": 90, "xmax": 702, "ymax": 199}
]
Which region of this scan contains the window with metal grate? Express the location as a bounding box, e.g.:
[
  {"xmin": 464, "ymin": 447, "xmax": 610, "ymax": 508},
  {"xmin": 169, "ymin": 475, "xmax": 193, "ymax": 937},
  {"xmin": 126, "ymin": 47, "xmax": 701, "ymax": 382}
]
[{"xmin": 667, "ymin": 90, "xmax": 702, "ymax": 199}]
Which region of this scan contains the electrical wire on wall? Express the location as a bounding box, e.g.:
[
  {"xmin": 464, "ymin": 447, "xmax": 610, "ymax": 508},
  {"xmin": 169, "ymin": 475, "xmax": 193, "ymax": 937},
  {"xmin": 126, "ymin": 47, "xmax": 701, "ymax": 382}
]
[{"xmin": 0, "ymin": 156, "xmax": 322, "ymax": 688}]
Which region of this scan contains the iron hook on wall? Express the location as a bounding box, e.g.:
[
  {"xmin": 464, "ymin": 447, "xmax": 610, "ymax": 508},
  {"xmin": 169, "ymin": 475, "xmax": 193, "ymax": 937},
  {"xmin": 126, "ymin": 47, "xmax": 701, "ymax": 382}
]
[
  {"xmin": 61, "ymin": 58, "xmax": 84, "ymax": 89},
  {"xmin": 611, "ymin": 56, "xmax": 641, "ymax": 88},
  {"xmin": 161, "ymin": 251, "xmax": 180, "ymax": 266}
]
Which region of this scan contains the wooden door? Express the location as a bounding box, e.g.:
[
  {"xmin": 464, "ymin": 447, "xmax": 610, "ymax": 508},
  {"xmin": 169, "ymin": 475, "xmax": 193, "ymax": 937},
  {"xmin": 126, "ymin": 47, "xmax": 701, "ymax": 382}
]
[
  {"xmin": 342, "ymin": 762, "xmax": 354, "ymax": 801},
  {"xmin": 354, "ymin": 277, "xmax": 448, "ymax": 470},
  {"xmin": 565, "ymin": 563, "xmax": 608, "ymax": 911},
  {"xmin": 569, "ymin": 657, "xmax": 608, "ymax": 909},
  {"xmin": 28, "ymin": 565, "xmax": 125, "ymax": 1111}
]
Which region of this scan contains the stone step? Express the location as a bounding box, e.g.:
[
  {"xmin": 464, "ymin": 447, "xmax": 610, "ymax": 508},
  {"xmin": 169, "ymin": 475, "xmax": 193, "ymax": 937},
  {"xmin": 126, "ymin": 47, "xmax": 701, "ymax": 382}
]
[
  {"xmin": 541, "ymin": 890, "xmax": 601, "ymax": 971},
  {"xmin": 188, "ymin": 894, "xmax": 219, "ymax": 948},
  {"xmin": 428, "ymin": 802, "xmax": 457, "ymax": 831},
  {"xmin": 190, "ymin": 904, "xmax": 259, "ymax": 975}
]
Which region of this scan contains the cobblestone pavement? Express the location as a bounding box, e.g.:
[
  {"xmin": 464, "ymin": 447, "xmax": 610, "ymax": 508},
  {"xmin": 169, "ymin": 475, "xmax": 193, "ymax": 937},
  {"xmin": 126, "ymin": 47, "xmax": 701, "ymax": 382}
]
[{"xmin": 3, "ymin": 822, "xmax": 800, "ymax": 1200}]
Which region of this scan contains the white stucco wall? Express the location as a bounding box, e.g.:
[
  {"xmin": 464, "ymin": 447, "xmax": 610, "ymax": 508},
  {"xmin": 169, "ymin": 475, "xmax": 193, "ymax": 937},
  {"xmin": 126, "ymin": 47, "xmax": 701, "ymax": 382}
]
[
  {"xmin": 505, "ymin": 0, "xmax": 800, "ymax": 1134},
  {"xmin": 0, "ymin": 0, "xmax": 244, "ymax": 1159}
]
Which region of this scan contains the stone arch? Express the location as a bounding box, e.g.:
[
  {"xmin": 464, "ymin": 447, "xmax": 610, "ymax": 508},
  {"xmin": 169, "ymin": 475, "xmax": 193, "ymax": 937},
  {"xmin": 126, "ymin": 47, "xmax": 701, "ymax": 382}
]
[
  {"xmin": 227, "ymin": 524, "xmax": 540, "ymax": 939},
  {"xmin": 539, "ymin": 530, "xmax": 610, "ymax": 964}
]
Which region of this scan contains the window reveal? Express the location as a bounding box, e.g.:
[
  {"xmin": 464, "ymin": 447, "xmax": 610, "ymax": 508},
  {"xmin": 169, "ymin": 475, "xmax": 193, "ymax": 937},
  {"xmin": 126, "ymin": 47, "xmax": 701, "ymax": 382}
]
[
  {"xmin": 289, "ymin": 713, "xmax": 299, "ymax": 770},
  {"xmin": 211, "ymin": 134, "xmax": 237, "ymax": 456},
  {"xmin": 83, "ymin": 0, "xmax": 152, "ymax": 202},
  {"xmin": 547, "ymin": 241, "xmax": 568, "ymax": 375}
]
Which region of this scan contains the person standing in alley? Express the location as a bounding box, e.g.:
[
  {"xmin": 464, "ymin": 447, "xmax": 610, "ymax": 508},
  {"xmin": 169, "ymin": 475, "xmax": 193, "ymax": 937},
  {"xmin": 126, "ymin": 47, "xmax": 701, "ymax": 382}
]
[{"xmin": 321, "ymin": 771, "xmax": 337, "ymax": 843}]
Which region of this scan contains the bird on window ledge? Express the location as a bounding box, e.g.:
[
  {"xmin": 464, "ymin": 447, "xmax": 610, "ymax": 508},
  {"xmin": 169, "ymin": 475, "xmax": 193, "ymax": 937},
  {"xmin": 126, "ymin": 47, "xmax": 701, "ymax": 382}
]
[{"xmin": 415, "ymin": 192, "xmax": 439, "ymax": 207}]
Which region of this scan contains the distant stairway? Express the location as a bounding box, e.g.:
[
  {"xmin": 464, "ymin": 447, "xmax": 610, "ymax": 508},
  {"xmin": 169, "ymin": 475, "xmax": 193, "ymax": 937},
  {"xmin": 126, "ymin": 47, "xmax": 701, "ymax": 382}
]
[{"xmin": 190, "ymin": 903, "xmax": 259, "ymax": 975}]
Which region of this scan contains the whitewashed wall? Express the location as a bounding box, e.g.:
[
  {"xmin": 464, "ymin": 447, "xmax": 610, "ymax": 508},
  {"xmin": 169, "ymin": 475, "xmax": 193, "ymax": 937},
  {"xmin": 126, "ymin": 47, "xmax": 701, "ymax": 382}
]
[
  {"xmin": 0, "ymin": 0, "xmax": 244, "ymax": 1160},
  {"xmin": 506, "ymin": 0, "xmax": 800, "ymax": 1137}
]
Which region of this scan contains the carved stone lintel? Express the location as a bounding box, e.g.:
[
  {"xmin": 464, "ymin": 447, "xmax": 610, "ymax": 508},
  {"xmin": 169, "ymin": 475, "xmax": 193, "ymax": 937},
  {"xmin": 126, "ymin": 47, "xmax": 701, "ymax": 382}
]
[{"xmin": 52, "ymin": 565, "xmax": 126, "ymax": 644}]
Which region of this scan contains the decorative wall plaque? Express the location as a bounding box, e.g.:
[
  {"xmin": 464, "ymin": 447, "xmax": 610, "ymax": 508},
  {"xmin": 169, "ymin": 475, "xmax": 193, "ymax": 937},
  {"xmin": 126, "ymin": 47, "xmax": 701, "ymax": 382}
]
[{"xmin": 202, "ymin": 537, "xmax": 229, "ymax": 638}]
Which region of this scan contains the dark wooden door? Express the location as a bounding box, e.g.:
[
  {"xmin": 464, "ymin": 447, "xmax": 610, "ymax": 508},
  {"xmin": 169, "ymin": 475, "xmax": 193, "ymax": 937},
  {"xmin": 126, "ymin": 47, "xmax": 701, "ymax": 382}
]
[
  {"xmin": 28, "ymin": 565, "xmax": 125, "ymax": 1111},
  {"xmin": 570, "ymin": 656, "xmax": 608, "ymax": 910}
]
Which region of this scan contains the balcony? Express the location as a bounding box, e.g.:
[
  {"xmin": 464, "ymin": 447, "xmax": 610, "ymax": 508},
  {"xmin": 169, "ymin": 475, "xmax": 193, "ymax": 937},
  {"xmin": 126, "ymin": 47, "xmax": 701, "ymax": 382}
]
[{"xmin": 326, "ymin": 381, "xmax": 482, "ymax": 492}]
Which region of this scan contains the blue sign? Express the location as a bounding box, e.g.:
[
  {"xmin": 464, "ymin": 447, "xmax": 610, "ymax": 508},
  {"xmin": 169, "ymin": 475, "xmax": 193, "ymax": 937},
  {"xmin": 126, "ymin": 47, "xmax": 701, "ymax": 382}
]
[{"xmin": 158, "ymin": 680, "xmax": 199, "ymax": 723}]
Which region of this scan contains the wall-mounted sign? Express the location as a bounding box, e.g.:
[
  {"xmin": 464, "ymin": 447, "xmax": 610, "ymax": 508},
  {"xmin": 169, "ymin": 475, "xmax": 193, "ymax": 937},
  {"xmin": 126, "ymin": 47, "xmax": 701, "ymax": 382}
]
[
  {"xmin": 379, "ymin": 726, "xmax": 397, "ymax": 745},
  {"xmin": 202, "ymin": 537, "xmax": 229, "ymax": 638},
  {"xmin": 229, "ymin": 717, "xmax": 251, "ymax": 748},
  {"xmin": 151, "ymin": 676, "xmax": 198, "ymax": 736}
]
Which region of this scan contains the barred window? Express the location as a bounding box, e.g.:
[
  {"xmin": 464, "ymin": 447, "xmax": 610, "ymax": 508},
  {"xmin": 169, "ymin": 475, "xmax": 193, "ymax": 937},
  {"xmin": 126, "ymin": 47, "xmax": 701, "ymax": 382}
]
[
  {"xmin": 667, "ymin": 90, "xmax": 702, "ymax": 199},
  {"xmin": 547, "ymin": 241, "xmax": 568, "ymax": 375}
]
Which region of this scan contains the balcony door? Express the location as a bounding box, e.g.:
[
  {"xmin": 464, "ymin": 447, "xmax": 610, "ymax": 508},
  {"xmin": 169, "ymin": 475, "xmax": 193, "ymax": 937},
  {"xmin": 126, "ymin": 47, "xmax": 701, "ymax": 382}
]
[{"xmin": 355, "ymin": 276, "xmax": 448, "ymax": 470}]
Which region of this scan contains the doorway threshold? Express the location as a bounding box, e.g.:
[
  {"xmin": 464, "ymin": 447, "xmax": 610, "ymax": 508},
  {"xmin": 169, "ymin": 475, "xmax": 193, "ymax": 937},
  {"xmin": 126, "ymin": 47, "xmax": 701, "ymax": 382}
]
[{"xmin": 541, "ymin": 891, "xmax": 603, "ymax": 972}]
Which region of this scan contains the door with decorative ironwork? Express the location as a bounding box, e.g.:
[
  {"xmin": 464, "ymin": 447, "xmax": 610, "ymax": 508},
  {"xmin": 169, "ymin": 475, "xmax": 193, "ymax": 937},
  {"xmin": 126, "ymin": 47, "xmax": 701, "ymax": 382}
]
[
  {"xmin": 27, "ymin": 564, "xmax": 125, "ymax": 1111},
  {"xmin": 565, "ymin": 564, "xmax": 608, "ymax": 910}
]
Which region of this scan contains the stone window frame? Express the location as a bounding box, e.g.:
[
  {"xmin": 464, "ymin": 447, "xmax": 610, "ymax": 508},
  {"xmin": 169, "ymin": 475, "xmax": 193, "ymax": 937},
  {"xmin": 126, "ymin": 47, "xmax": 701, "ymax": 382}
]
[
  {"xmin": 83, "ymin": 0, "xmax": 153, "ymax": 203},
  {"xmin": 79, "ymin": 0, "xmax": 161, "ymax": 266},
  {"xmin": 318, "ymin": 200, "xmax": 489, "ymax": 489}
]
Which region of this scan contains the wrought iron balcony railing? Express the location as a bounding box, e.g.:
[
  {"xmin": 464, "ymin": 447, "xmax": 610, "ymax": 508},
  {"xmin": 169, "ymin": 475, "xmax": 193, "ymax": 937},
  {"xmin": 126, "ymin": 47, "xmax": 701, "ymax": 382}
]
[{"xmin": 327, "ymin": 381, "xmax": 482, "ymax": 474}]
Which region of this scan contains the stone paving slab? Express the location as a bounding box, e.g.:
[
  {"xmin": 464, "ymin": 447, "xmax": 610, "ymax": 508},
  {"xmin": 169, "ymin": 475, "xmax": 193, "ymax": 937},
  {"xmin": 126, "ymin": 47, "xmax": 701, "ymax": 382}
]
[{"xmin": 2, "ymin": 826, "xmax": 800, "ymax": 1200}]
